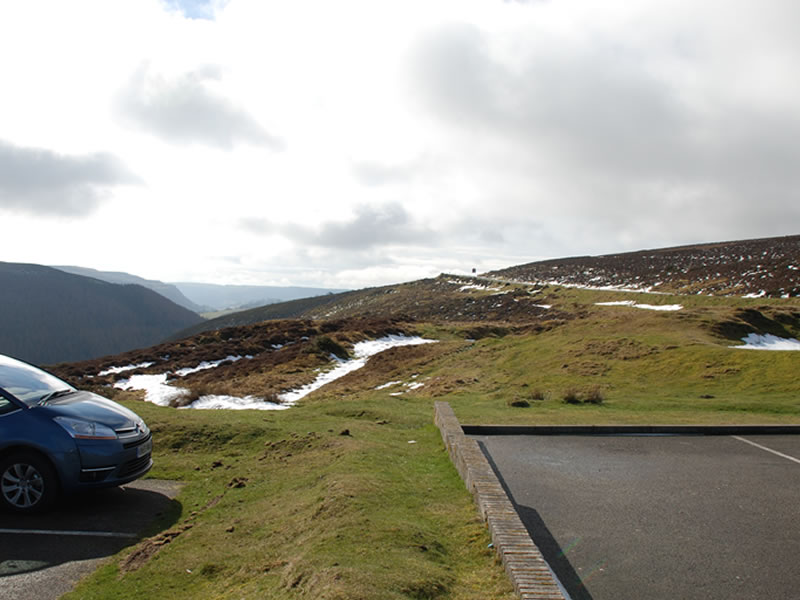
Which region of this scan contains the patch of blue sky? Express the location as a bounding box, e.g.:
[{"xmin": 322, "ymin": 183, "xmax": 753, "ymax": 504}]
[{"xmin": 162, "ymin": 0, "xmax": 221, "ymax": 20}]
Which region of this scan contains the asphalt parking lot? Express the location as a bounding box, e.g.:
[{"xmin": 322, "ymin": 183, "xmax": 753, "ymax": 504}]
[
  {"xmin": 472, "ymin": 434, "xmax": 800, "ymax": 600},
  {"xmin": 0, "ymin": 479, "xmax": 182, "ymax": 600}
]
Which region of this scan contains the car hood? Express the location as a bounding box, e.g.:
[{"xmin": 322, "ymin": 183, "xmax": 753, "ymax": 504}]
[{"xmin": 42, "ymin": 390, "xmax": 144, "ymax": 431}]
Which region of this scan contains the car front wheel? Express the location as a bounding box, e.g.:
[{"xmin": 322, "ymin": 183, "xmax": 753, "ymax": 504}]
[{"xmin": 0, "ymin": 452, "xmax": 59, "ymax": 513}]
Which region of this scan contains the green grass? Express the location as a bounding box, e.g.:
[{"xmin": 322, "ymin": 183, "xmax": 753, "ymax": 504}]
[
  {"xmin": 63, "ymin": 286, "xmax": 800, "ymax": 598},
  {"xmin": 65, "ymin": 394, "xmax": 515, "ymax": 600},
  {"xmin": 414, "ymin": 287, "xmax": 800, "ymax": 425}
]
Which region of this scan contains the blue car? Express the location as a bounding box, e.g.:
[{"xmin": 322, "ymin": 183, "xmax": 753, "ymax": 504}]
[{"xmin": 0, "ymin": 353, "xmax": 152, "ymax": 513}]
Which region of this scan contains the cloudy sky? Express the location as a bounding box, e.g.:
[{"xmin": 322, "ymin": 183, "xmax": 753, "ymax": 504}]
[{"xmin": 1, "ymin": 0, "xmax": 799, "ymax": 289}]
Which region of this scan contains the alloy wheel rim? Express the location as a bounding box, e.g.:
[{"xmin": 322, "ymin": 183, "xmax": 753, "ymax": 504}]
[{"xmin": 1, "ymin": 463, "xmax": 44, "ymax": 508}]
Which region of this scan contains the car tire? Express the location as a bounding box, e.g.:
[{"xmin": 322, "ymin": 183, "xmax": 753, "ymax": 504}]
[{"xmin": 0, "ymin": 452, "xmax": 59, "ymax": 513}]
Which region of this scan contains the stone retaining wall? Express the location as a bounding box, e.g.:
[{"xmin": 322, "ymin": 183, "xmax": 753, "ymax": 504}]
[{"xmin": 434, "ymin": 401, "xmax": 566, "ymax": 600}]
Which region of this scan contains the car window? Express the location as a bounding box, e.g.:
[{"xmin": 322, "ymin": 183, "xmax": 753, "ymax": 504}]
[
  {"xmin": 0, "ymin": 395, "xmax": 20, "ymax": 415},
  {"xmin": 0, "ymin": 355, "xmax": 73, "ymax": 407}
]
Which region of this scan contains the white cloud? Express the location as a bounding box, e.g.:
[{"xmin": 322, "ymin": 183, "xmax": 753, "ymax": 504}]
[{"xmin": 117, "ymin": 63, "xmax": 284, "ymax": 149}]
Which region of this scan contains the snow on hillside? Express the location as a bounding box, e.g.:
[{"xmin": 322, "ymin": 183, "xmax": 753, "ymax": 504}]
[
  {"xmin": 111, "ymin": 335, "xmax": 436, "ymax": 410},
  {"xmin": 731, "ymin": 333, "xmax": 800, "ymax": 351},
  {"xmin": 595, "ymin": 301, "xmax": 683, "ymax": 311},
  {"xmin": 487, "ymin": 235, "xmax": 800, "ymax": 298}
]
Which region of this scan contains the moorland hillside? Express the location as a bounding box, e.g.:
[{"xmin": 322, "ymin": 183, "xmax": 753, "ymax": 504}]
[
  {"xmin": 488, "ymin": 234, "xmax": 800, "ymax": 297},
  {"xmin": 0, "ymin": 262, "xmax": 203, "ymax": 364}
]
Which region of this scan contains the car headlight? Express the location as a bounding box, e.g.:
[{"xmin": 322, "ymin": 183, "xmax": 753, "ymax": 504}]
[{"xmin": 53, "ymin": 416, "xmax": 118, "ymax": 440}]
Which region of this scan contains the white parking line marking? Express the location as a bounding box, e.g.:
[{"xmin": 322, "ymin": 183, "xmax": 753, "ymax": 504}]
[
  {"xmin": 0, "ymin": 528, "xmax": 137, "ymax": 539},
  {"xmin": 733, "ymin": 436, "xmax": 800, "ymax": 465}
]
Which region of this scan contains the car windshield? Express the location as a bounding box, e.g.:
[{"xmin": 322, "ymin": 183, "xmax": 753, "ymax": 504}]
[{"xmin": 0, "ymin": 354, "xmax": 75, "ymax": 407}]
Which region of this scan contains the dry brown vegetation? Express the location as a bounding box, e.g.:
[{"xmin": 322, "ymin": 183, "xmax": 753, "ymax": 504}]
[
  {"xmin": 50, "ymin": 317, "xmax": 414, "ymax": 403},
  {"xmin": 488, "ymin": 234, "xmax": 800, "ymax": 297}
]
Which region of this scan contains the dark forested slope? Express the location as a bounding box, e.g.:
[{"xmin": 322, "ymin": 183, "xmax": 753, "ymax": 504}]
[
  {"xmin": 0, "ymin": 262, "xmax": 203, "ymax": 364},
  {"xmin": 53, "ymin": 265, "xmax": 203, "ymax": 313}
]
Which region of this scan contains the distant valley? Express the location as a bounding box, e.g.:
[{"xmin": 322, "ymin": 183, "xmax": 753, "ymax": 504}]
[
  {"xmin": 0, "ymin": 262, "xmax": 203, "ymax": 364},
  {"xmin": 171, "ymin": 281, "xmax": 348, "ymax": 314},
  {"xmin": 0, "ymin": 263, "xmax": 347, "ymax": 364},
  {"xmin": 53, "ymin": 265, "xmax": 348, "ymax": 313}
]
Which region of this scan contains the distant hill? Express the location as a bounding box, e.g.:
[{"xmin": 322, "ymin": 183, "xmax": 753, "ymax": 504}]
[
  {"xmin": 51, "ymin": 267, "xmax": 348, "ymax": 313},
  {"xmin": 169, "ymin": 277, "xmax": 564, "ymax": 339},
  {"xmin": 170, "ymin": 234, "xmax": 799, "ymax": 338},
  {"xmin": 173, "ymin": 282, "xmax": 349, "ymax": 312},
  {"xmin": 53, "ymin": 265, "xmax": 204, "ymax": 313},
  {"xmin": 0, "ymin": 262, "xmax": 204, "ymax": 364},
  {"xmin": 486, "ymin": 235, "xmax": 800, "ymax": 298}
]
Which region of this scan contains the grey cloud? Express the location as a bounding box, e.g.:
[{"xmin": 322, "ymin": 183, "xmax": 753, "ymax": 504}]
[
  {"xmin": 239, "ymin": 217, "xmax": 277, "ymax": 236},
  {"xmin": 410, "ymin": 25, "xmax": 501, "ymax": 132},
  {"xmin": 118, "ymin": 64, "xmax": 284, "ymax": 150},
  {"xmin": 352, "ymin": 161, "xmax": 417, "ymax": 187},
  {"xmin": 0, "ymin": 140, "xmax": 139, "ymax": 217},
  {"xmin": 241, "ymin": 202, "xmax": 435, "ymax": 250},
  {"xmin": 352, "ymin": 156, "xmax": 437, "ymax": 187},
  {"xmin": 411, "ymin": 25, "xmax": 689, "ymax": 177},
  {"xmin": 313, "ymin": 203, "xmax": 433, "ymax": 249},
  {"xmin": 409, "ymin": 22, "xmax": 800, "ymax": 251},
  {"xmin": 280, "ymin": 246, "xmax": 399, "ymax": 272}
]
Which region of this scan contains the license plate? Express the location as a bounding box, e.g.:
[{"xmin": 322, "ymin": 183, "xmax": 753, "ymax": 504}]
[{"xmin": 137, "ymin": 438, "xmax": 153, "ymax": 458}]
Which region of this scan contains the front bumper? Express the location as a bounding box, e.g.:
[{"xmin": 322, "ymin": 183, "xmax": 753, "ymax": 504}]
[{"xmin": 72, "ymin": 432, "xmax": 153, "ymax": 489}]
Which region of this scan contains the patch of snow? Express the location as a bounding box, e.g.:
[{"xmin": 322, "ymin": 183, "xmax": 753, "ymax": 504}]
[
  {"xmin": 277, "ymin": 335, "xmax": 436, "ymax": 407},
  {"xmin": 98, "ymin": 362, "xmax": 154, "ymax": 376},
  {"xmin": 742, "ymin": 290, "xmax": 766, "ymax": 298},
  {"xmin": 459, "ymin": 284, "xmax": 502, "ymax": 292},
  {"xmin": 116, "ymin": 335, "xmax": 437, "ymax": 410},
  {"xmin": 634, "ymin": 303, "xmax": 683, "ymax": 311},
  {"xmin": 175, "ymin": 355, "xmax": 245, "ymax": 376},
  {"xmin": 379, "ymin": 375, "xmax": 427, "ymax": 396},
  {"xmin": 114, "ymin": 356, "xmax": 257, "ymax": 405},
  {"xmin": 731, "ymin": 334, "xmax": 800, "ymax": 351},
  {"xmin": 533, "ymin": 304, "xmax": 552, "ymax": 309},
  {"xmin": 596, "ymin": 301, "xmax": 636, "ymax": 307},
  {"xmin": 186, "ymin": 395, "xmax": 283, "ymax": 410},
  {"xmin": 595, "ymin": 301, "xmax": 682, "ymax": 311},
  {"xmin": 512, "ymin": 279, "xmax": 667, "ymax": 295},
  {"xmin": 376, "ymin": 380, "xmax": 403, "ymax": 390},
  {"xmin": 114, "ymin": 374, "xmax": 188, "ymax": 407}
]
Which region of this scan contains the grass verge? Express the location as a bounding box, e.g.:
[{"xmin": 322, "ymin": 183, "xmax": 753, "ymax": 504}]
[{"xmin": 64, "ymin": 393, "xmax": 515, "ymax": 600}]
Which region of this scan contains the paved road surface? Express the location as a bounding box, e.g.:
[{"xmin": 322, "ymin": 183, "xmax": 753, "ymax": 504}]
[
  {"xmin": 0, "ymin": 479, "xmax": 182, "ymax": 600},
  {"xmin": 473, "ymin": 434, "xmax": 800, "ymax": 600}
]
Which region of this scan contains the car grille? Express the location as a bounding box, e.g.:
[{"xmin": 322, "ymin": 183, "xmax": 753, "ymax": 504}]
[
  {"xmin": 119, "ymin": 454, "xmax": 152, "ymax": 478},
  {"xmin": 123, "ymin": 432, "xmax": 151, "ymax": 450}
]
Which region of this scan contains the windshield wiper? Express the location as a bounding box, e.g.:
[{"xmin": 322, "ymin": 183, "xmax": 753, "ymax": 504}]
[{"xmin": 38, "ymin": 389, "xmax": 75, "ymax": 405}]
